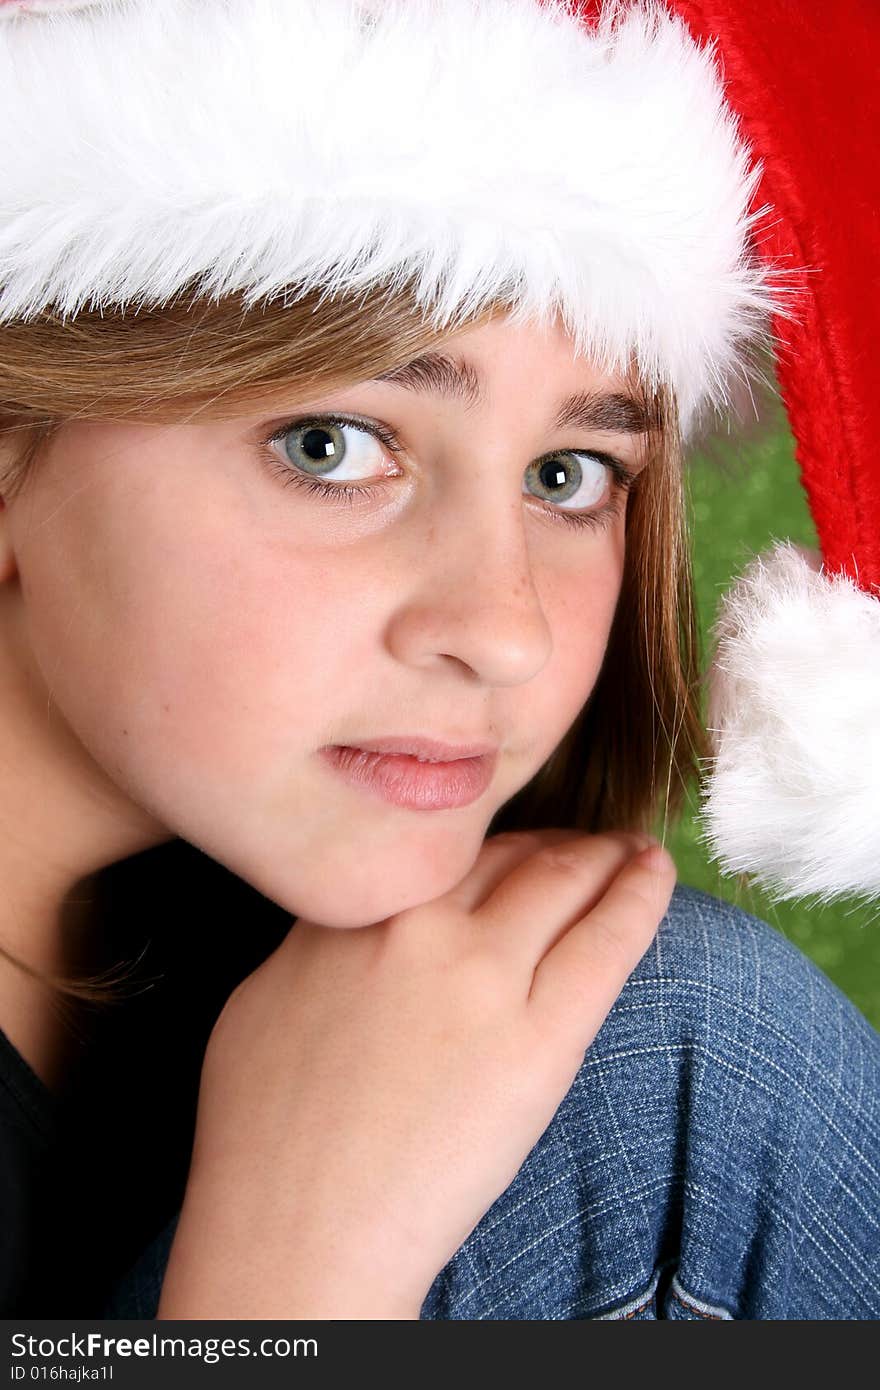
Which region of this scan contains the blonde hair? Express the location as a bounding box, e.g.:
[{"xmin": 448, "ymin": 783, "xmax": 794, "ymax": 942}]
[{"xmin": 0, "ymin": 280, "xmax": 705, "ymax": 1002}]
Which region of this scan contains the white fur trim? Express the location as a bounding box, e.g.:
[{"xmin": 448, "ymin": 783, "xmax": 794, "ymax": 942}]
[
  {"xmin": 699, "ymin": 541, "xmax": 880, "ymax": 902},
  {"xmin": 0, "ymin": 2, "xmax": 103, "ymax": 15},
  {"xmin": 0, "ymin": 0, "xmax": 784, "ymax": 434}
]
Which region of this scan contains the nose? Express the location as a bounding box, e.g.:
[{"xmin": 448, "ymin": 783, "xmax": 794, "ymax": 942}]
[{"xmin": 383, "ymin": 486, "xmax": 554, "ymax": 687}]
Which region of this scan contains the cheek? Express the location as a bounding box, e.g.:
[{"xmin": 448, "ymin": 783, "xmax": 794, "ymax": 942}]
[
  {"xmin": 15, "ymin": 455, "xmax": 366, "ymax": 832},
  {"xmin": 521, "ymin": 528, "xmax": 625, "ymax": 767}
]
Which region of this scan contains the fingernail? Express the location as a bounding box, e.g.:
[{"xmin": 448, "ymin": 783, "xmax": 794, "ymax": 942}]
[{"xmin": 639, "ymin": 843, "xmax": 670, "ymax": 871}]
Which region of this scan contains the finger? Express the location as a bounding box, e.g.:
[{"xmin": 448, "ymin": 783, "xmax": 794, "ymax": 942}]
[
  {"xmin": 527, "ymin": 843, "xmax": 676, "ymax": 1052},
  {"xmin": 473, "ymin": 830, "xmax": 659, "ymax": 965},
  {"xmin": 444, "ymin": 828, "xmax": 586, "ymax": 914}
]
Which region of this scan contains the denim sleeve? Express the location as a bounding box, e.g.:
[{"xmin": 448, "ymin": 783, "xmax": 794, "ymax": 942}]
[{"xmin": 103, "ymin": 883, "xmax": 880, "ymax": 1320}]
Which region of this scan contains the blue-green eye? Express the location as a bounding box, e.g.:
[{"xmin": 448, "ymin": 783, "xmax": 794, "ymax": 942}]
[
  {"xmin": 260, "ymin": 411, "xmax": 638, "ymax": 533},
  {"xmin": 275, "ymin": 418, "xmax": 395, "ymax": 482},
  {"xmin": 525, "ymin": 452, "xmax": 610, "ymax": 512}
]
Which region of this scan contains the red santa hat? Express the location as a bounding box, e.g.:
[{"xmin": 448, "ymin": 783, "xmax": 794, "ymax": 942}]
[{"xmin": 1, "ymin": 0, "xmax": 877, "ymax": 903}]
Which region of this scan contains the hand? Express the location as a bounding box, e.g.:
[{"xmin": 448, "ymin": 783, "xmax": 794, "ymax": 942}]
[{"xmin": 156, "ymin": 829, "xmax": 676, "ymax": 1319}]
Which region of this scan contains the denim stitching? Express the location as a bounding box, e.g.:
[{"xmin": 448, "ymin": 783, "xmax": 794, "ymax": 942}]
[
  {"xmin": 453, "ymin": 1155, "xmax": 600, "ymax": 1245},
  {"xmin": 796, "ymin": 1182, "xmax": 880, "ymax": 1306},
  {"xmin": 668, "ymin": 1274, "xmax": 733, "ymax": 1320},
  {"xmin": 462, "ymin": 1170, "xmax": 767, "ymax": 1318},
  {"xmin": 592, "ymin": 1032, "xmax": 655, "ymax": 1250},
  {"xmin": 784, "ymin": 955, "xmax": 821, "ymax": 1273},
  {"xmin": 583, "ymin": 1042, "xmax": 879, "ymax": 1247},
  {"xmin": 460, "ymin": 1136, "xmax": 878, "ymax": 1318},
  {"xmin": 588, "ymin": 1263, "xmax": 668, "ymax": 1320},
  {"xmin": 788, "ymin": 963, "xmax": 822, "ymax": 1271},
  {"xmin": 790, "ymin": 989, "xmax": 846, "ymax": 1275},
  {"xmin": 694, "ymin": 905, "xmax": 756, "ymax": 1291},
  {"xmin": 617, "ymin": 977, "xmax": 879, "ymax": 1140},
  {"xmin": 785, "ymin": 1243, "xmax": 873, "ymax": 1319},
  {"xmin": 584, "ymin": 1044, "xmax": 880, "ymax": 1184},
  {"xmin": 552, "ymin": 1105, "xmax": 608, "ymax": 1292},
  {"xmin": 651, "ymin": 928, "xmax": 680, "ymax": 1094},
  {"xmin": 590, "ymin": 1012, "xmax": 878, "ymax": 1148},
  {"xmin": 458, "ymin": 1173, "xmax": 688, "ymax": 1317},
  {"xmin": 602, "ymin": 1292, "xmax": 653, "ymax": 1320}
]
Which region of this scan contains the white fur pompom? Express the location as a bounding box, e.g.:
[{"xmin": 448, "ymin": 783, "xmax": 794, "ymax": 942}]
[{"xmin": 699, "ymin": 541, "xmax": 880, "ymax": 902}]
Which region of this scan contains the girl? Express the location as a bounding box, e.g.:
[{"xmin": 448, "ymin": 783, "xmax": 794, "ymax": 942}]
[{"xmin": 0, "ymin": 0, "xmax": 877, "ymax": 1320}]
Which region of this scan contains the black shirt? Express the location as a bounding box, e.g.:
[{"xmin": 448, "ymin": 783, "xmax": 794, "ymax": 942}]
[
  {"xmin": 0, "ymin": 840, "xmax": 291, "ymax": 1316},
  {"xmin": 0, "ymin": 1022, "xmax": 58, "ymax": 1315}
]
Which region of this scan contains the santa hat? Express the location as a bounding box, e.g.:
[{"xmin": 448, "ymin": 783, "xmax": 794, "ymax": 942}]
[{"xmin": 1, "ymin": 0, "xmax": 877, "ymax": 902}]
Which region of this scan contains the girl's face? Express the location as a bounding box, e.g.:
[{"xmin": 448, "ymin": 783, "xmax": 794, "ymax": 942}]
[{"xmin": 3, "ymin": 314, "xmax": 649, "ymax": 927}]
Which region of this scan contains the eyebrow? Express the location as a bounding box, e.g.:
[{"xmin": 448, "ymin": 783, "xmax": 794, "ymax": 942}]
[{"xmin": 373, "ymin": 352, "xmax": 652, "ymax": 435}]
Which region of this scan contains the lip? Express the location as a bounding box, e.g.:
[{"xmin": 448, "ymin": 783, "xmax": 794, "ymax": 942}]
[
  {"xmin": 337, "ymin": 735, "xmax": 498, "ymax": 762},
  {"xmin": 319, "ymin": 741, "xmax": 498, "ymax": 811}
]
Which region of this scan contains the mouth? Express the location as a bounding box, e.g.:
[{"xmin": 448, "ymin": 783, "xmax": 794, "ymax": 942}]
[
  {"xmin": 319, "ymin": 741, "xmax": 498, "ymax": 811},
  {"xmin": 335, "ymin": 734, "xmax": 499, "ymax": 762}
]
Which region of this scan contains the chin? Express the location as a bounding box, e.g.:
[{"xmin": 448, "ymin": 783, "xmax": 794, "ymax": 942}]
[
  {"xmin": 275, "ymin": 879, "xmax": 438, "ymax": 931},
  {"xmin": 199, "ymin": 802, "xmax": 494, "ymax": 929},
  {"xmin": 256, "ymin": 842, "xmax": 478, "ymax": 931}
]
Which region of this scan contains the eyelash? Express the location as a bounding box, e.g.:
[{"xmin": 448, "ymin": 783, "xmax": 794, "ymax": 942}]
[{"xmin": 259, "ymin": 412, "xmax": 637, "ymax": 533}]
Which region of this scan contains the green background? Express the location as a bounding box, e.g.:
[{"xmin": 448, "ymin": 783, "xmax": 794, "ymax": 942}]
[{"xmin": 665, "ymin": 417, "xmax": 880, "ymax": 1031}]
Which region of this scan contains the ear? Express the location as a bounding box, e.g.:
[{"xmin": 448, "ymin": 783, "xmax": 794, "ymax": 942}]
[{"xmin": 0, "ymin": 496, "xmax": 20, "ymax": 584}]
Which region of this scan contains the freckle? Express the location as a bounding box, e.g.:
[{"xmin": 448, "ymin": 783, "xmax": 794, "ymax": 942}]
[{"xmin": 122, "ymin": 729, "xmax": 128, "ymax": 736}]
